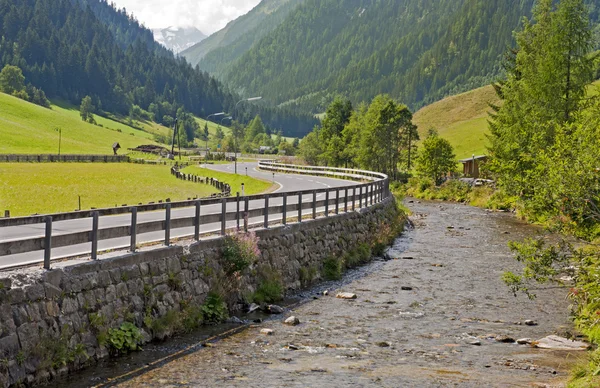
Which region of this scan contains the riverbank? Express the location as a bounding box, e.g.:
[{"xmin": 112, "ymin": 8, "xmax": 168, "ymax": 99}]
[{"xmin": 114, "ymin": 200, "xmax": 580, "ymax": 387}]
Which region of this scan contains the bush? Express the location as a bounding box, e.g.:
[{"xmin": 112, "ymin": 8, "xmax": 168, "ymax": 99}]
[
  {"xmin": 201, "ymin": 292, "xmax": 228, "ymax": 323},
  {"xmin": 107, "ymin": 322, "xmax": 142, "ymax": 355},
  {"xmin": 252, "ymin": 280, "xmax": 283, "ymax": 304},
  {"xmin": 323, "ymin": 257, "xmax": 342, "ymax": 280},
  {"xmin": 221, "ymin": 232, "xmax": 261, "ymax": 275}
]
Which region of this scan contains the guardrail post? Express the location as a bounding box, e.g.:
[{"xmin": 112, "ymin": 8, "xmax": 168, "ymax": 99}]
[
  {"xmin": 221, "ymin": 198, "xmax": 227, "ymax": 235},
  {"xmin": 298, "ymin": 193, "xmax": 302, "ymax": 223},
  {"xmin": 359, "ymin": 186, "xmax": 363, "ymax": 208},
  {"xmin": 352, "ymin": 187, "xmax": 356, "ymax": 210},
  {"xmin": 325, "ymin": 190, "xmax": 329, "ymax": 217},
  {"xmin": 244, "ymin": 197, "xmax": 249, "ymax": 232},
  {"xmin": 165, "ymin": 204, "xmax": 171, "ymax": 246},
  {"xmin": 130, "ymin": 207, "xmax": 137, "ymax": 252},
  {"xmin": 43, "ymin": 216, "xmax": 52, "ymax": 270},
  {"xmin": 236, "ymin": 193, "xmax": 240, "ymax": 231},
  {"xmin": 312, "ymin": 190, "xmax": 317, "ymax": 219},
  {"xmin": 335, "ymin": 188, "xmax": 339, "ymax": 214},
  {"xmin": 370, "ymin": 183, "xmax": 374, "ymax": 206},
  {"xmin": 194, "ymin": 200, "xmax": 201, "ymax": 240},
  {"xmin": 91, "ymin": 212, "xmax": 99, "ymax": 260},
  {"xmin": 344, "ymin": 188, "xmax": 348, "ymax": 212},
  {"xmin": 264, "ymin": 194, "xmax": 270, "ymax": 229},
  {"xmin": 282, "ymin": 193, "xmax": 287, "ymax": 225}
]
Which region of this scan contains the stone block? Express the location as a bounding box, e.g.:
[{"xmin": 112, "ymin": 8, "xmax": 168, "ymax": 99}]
[
  {"xmin": 105, "ymin": 285, "xmax": 116, "ymax": 302},
  {"xmin": 0, "ymin": 334, "xmax": 20, "ymax": 358},
  {"xmin": 44, "ymin": 283, "xmax": 63, "ymax": 300},
  {"xmin": 116, "ymin": 283, "xmax": 128, "ymax": 298},
  {"xmin": 61, "ymin": 297, "xmax": 78, "ymax": 314},
  {"xmin": 166, "ymin": 257, "xmax": 182, "ymax": 274},
  {"xmin": 41, "ymin": 270, "xmax": 63, "ymax": 288},
  {"xmin": 8, "ymin": 288, "xmax": 25, "ymax": 305},
  {"xmin": 25, "ymin": 283, "xmax": 45, "ymax": 302}
]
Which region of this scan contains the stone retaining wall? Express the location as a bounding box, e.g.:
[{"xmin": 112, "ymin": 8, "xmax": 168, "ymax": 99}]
[{"xmin": 0, "ymin": 197, "xmax": 399, "ymax": 387}]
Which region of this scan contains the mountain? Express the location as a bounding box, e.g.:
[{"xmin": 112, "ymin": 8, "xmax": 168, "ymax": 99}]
[
  {"xmin": 208, "ymin": 0, "xmax": 599, "ymax": 113},
  {"xmin": 181, "ymin": 0, "xmax": 305, "ymax": 70},
  {"xmin": 0, "ymin": 0, "xmax": 317, "ymax": 137},
  {"xmin": 216, "ymin": 0, "xmax": 535, "ymax": 111},
  {"xmin": 153, "ymin": 26, "xmax": 207, "ymax": 54}
]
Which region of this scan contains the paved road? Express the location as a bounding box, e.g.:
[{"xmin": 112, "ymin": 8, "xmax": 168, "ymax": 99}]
[{"xmin": 0, "ymin": 162, "xmax": 358, "ymax": 269}]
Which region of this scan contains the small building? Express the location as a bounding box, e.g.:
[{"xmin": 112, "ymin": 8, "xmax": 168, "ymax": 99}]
[
  {"xmin": 459, "ymin": 155, "xmax": 487, "ymax": 178},
  {"xmin": 259, "ymin": 146, "xmax": 272, "ymax": 154}
]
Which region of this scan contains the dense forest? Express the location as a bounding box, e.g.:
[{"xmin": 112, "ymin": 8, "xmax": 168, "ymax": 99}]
[
  {"xmin": 0, "ymin": 0, "xmax": 318, "ymax": 137},
  {"xmin": 211, "ymin": 0, "xmax": 600, "ymax": 112}
]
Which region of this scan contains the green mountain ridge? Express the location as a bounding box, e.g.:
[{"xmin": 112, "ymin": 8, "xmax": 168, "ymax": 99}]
[
  {"xmin": 181, "ymin": 0, "xmax": 304, "ymax": 70},
  {"xmin": 199, "ymin": 0, "xmax": 599, "ymax": 113}
]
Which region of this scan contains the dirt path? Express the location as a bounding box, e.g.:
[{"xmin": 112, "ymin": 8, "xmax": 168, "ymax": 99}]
[{"xmin": 118, "ymin": 200, "xmax": 582, "ymax": 387}]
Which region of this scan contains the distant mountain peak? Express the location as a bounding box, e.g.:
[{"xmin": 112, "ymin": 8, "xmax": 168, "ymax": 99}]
[{"xmin": 153, "ymin": 26, "xmax": 207, "ymax": 54}]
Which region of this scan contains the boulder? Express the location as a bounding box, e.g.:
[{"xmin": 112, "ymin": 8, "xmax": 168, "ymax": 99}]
[
  {"xmin": 336, "ymin": 292, "xmax": 357, "ymax": 300},
  {"xmin": 535, "ymin": 335, "xmax": 589, "ymax": 350},
  {"xmin": 284, "ymin": 316, "xmax": 300, "ymax": 326}
]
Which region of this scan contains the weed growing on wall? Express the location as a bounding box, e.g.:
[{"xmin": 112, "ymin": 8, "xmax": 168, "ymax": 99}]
[
  {"xmin": 222, "ymin": 232, "xmax": 261, "ymax": 275},
  {"xmin": 200, "ymin": 292, "xmax": 229, "ymax": 323}
]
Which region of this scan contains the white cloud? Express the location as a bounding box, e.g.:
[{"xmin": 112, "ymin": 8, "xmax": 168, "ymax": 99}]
[{"xmin": 109, "ymin": 0, "xmax": 261, "ymax": 34}]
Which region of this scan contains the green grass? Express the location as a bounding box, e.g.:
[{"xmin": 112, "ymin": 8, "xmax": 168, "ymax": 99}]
[
  {"xmin": 0, "ymin": 163, "xmax": 218, "ymax": 216},
  {"xmin": 413, "ymin": 85, "xmax": 499, "ymax": 159},
  {"xmin": 0, "ymin": 93, "xmax": 162, "ymax": 155},
  {"xmin": 413, "ymin": 80, "xmax": 600, "ymax": 160},
  {"xmin": 181, "ymin": 165, "xmax": 273, "ymax": 195}
]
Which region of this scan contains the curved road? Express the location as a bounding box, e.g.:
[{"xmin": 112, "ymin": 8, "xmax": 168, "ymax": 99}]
[{"xmin": 0, "ymin": 162, "xmax": 358, "ymax": 269}]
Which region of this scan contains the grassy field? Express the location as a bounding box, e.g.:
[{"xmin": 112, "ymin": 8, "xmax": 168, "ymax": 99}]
[
  {"xmin": 182, "ymin": 165, "xmax": 273, "ymax": 195},
  {"xmin": 413, "ymin": 85, "xmax": 500, "ymax": 159},
  {"xmin": 413, "ymin": 80, "xmax": 600, "ymax": 160},
  {"xmin": 0, "ymin": 163, "xmax": 220, "ymax": 216},
  {"xmin": 0, "ymin": 93, "xmax": 164, "ymax": 155}
]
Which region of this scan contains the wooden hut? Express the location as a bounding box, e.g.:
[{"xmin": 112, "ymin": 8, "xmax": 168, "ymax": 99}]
[{"xmin": 459, "ymin": 155, "xmax": 487, "ymax": 178}]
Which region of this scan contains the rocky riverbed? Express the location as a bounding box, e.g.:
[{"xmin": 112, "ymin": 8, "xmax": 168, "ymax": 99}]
[{"xmin": 116, "ymin": 200, "xmax": 582, "ymax": 387}]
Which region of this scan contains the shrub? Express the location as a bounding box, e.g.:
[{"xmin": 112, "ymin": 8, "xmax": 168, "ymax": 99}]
[
  {"xmin": 201, "ymin": 292, "xmax": 228, "ymax": 323},
  {"xmin": 221, "ymin": 232, "xmax": 261, "ymax": 275},
  {"xmin": 107, "ymin": 322, "xmax": 142, "ymax": 355},
  {"xmin": 252, "ymin": 280, "xmax": 283, "ymax": 304},
  {"xmin": 323, "ymin": 257, "xmax": 342, "ymax": 280}
]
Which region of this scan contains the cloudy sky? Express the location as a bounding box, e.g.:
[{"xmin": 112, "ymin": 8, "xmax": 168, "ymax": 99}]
[{"xmin": 110, "ymin": 0, "xmax": 261, "ymax": 34}]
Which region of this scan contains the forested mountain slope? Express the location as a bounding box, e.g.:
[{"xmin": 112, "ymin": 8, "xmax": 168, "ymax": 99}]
[
  {"xmin": 181, "ymin": 0, "xmax": 305, "ymax": 69},
  {"xmin": 0, "ymin": 0, "xmax": 317, "ymax": 137},
  {"xmin": 221, "ymin": 0, "xmax": 538, "ymax": 111}
]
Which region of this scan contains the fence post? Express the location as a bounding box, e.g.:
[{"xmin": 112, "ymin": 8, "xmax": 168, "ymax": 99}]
[
  {"xmin": 194, "ymin": 200, "xmax": 201, "ymax": 240},
  {"xmin": 335, "ymin": 188, "xmax": 339, "ymax": 214},
  {"xmin": 312, "ymin": 190, "xmax": 317, "ymax": 219},
  {"xmin": 130, "ymin": 207, "xmax": 137, "ymax": 252},
  {"xmin": 359, "ymin": 186, "xmax": 363, "ymax": 208},
  {"xmin": 298, "ymin": 193, "xmax": 303, "ymax": 223},
  {"xmin": 344, "ymin": 188, "xmax": 348, "ymax": 212},
  {"xmin": 236, "ymin": 193, "xmax": 240, "ymax": 231},
  {"xmin": 221, "ymin": 198, "xmax": 227, "ymax": 236},
  {"xmin": 91, "ymin": 212, "xmax": 99, "ymax": 260},
  {"xmin": 370, "ymin": 183, "xmax": 374, "ymax": 206},
  {"xmin": 264, "ymin": 194, "xmax": 269, "ymax": 229},
  {"xmin": 282, "ymin": 193, "xmax": 287, "ymax": 225},
  {"xmin": 325, "ymin": 190, "xmax": 329, "ymax": 217},
  {"xmin": 352, "ymin": 187, "xmax": 356, "ymax": 210},
  {"xmin": 165, "ymin": 204, "xmax": 171, "ymax": 246},
  {"xmin": 44, "ymin": 216, "xmax": 52, "ymax": 270}
]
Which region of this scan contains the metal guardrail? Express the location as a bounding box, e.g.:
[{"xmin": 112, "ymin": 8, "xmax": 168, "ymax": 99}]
[{"xmin": 0, "ymin": 162, "xmax": 390, "ymax": 270}]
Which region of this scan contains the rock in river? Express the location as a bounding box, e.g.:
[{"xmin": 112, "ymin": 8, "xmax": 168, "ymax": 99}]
[
  {"xmin": 336, "ymin": 292, "xmax": 357, "ymax": 300},
  {"xmin": 267, "ymin": 305, "xmax": 284, "ymax": 314},
  {"xmin": 535, "ymin": 335, "xmax": 589, "ymax": 350},
  {"xmin": 284, "ymin": 316, "xmax": 300, "ymax": 326}
]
